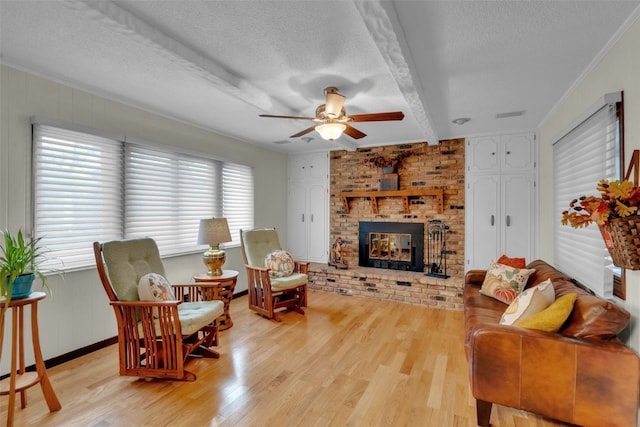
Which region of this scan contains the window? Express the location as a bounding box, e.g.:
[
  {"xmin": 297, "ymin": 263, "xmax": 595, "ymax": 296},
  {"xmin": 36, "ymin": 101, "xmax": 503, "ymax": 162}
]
[
  {"xmin": 33, "ymin": 122, "xmax": 254, "ymax": 271},
  {"xmin": 553, "ymin": 92, "xmax": 621, "ymax": 298}
]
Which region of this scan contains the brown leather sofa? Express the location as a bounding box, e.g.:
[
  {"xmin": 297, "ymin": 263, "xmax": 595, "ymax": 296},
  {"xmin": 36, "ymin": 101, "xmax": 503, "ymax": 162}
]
[{"xmin": 464, "ymin": 259, "xmax": 639, "ymax": 427}]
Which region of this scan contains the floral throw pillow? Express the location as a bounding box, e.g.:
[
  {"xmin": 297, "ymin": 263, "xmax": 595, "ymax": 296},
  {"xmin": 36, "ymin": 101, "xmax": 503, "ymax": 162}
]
[
  {"xmin": 265, "ymin": 249, "xmax": 295, "ymax": 278},
  {"xmin": 480, "ymin": 262, "xmax": 536, "ymax": 304},
  {"xmin": 138, "ymin": 273, "xmax": 176, "ymax": 317}
]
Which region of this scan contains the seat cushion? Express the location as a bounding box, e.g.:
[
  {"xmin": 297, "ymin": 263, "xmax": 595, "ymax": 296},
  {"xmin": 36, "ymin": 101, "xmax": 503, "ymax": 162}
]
[
  {"xmin": 271, "ymin": 273, "xmax": 308, "ymax": 291},
  {"xmin": 139, "ymin": 300, "xmax": 224, "ymax": 337}
]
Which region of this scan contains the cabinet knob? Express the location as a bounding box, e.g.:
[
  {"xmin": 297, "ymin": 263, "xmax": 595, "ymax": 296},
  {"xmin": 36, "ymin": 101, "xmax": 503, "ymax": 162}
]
[
  {"xmin": 506, "ymin": 215, "xmax": 511, "ymax": 227},
  {"xmin": 491, "ymin": 215, "xmax": 495, "ymax": 226},
  {"xmin": 506, "ymin": 151, "xmax": 511, "ymax": 155}
]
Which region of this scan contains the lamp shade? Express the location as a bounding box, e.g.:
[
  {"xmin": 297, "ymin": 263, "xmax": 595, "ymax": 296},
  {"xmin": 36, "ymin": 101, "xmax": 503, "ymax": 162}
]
[
  {"xmin": 315, "ymin": 122, "xmax": 346, "ymax": 141},
  {"xmin": 198, "ymin": 217, "xmax": 232, "ymax": 246}
]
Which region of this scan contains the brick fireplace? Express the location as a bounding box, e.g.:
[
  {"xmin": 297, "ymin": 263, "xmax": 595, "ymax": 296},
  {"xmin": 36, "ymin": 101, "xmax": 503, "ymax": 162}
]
[{"xmin": 308, "ymin": 139, "xmax": 466, "ymax": 310}]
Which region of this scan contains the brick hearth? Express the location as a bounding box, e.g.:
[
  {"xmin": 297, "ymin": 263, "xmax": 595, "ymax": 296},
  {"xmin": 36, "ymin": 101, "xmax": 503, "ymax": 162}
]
[{"xmin": 308, "ymin": 263, "xmax": 464, "ymax": 310}]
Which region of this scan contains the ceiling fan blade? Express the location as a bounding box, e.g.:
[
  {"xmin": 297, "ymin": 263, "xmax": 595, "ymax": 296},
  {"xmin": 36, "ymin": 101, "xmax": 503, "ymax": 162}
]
[
  {"xmin": 343, "ymin": 124, "xmax": 367, "ymax": 139},
  {"xmin": 348, "ymin": 112, "xmax": 405, "ymax": 122},
  {"xmin": 259, "ymin": 114, "xmax": 316, "ymax": 121},
  {"xmin": 290, "ymin": 125, "xmax": 317, "ymax": 138}
]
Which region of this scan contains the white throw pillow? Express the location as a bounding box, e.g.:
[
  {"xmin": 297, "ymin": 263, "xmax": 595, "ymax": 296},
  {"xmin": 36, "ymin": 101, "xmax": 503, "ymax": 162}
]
[{"xmin": 500, "ymin": 279, "xmax": 555, "ymax": 325}]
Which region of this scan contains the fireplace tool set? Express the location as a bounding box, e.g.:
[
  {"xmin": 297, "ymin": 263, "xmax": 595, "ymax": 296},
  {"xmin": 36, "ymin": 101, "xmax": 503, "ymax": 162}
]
[{"xmin": 426, "ymin": 220, "xmax": 450, "ymax": 279}]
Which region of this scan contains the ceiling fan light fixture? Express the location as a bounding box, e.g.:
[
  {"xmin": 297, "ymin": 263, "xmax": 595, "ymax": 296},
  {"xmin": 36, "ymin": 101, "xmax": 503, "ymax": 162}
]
[
  {"xmin": 315, "ymin": 122, "xmax": 346, "ymax": 141},
  {"xmin": 325, "ymin": 90, "xmax": 346, "ymax": 119},
  {"xmin": 452, "ymin": 117, "xmax": 471, "ymax": 125}
]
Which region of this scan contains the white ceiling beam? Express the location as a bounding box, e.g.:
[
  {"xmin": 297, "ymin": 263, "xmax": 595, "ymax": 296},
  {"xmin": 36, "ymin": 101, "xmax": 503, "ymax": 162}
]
[
  {"xmin": 353, "ymin": 0, "xmax": 439, "ymax": 145},
  {"xmin": 62, "ymin": 0, "xmax": 289, "ymax": 113}
]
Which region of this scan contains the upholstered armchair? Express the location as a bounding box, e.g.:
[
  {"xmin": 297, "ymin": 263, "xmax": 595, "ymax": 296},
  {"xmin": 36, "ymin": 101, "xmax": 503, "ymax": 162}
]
[
  {"xmin": 94, "ymin": 238, "xmax": 224, "ymax": 381},
  {"xmin": 240, "ymin": 228, "xmax": 309, "ymax": 322}
]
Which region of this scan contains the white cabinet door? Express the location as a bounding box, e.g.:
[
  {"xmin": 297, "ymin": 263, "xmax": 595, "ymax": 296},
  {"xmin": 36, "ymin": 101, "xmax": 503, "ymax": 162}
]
[
  {"xmin": 502, "ymin": 174, "xmax": 536, "ymax": 261},
  {"xmin": 467, "ymin": 133, "xmax": 536, "ymax": 174},
  {"xmin": 287, "ymin": 153, "xmax": 329, "ymax": 262},
  {"xmin": 501, "ymin": 133, "xmax": 536, "ymax": 172},
  {"xmin": 466, "ymin": 173, "xmax": 536, "ymax": 270},
  {"xmin": 467, "ymin": 135, "xmax": 500, "ymax": 174},
  {"xmin": 306, "ymin": 183, "xmax": 328, "ymax": 261},
  {"xmin": 287, "ymin": 183, "xmax": 308, "ymax": 260},
  {"xmin": 467, "ymin": 175, "xmax": 500, "ymax": 270}
]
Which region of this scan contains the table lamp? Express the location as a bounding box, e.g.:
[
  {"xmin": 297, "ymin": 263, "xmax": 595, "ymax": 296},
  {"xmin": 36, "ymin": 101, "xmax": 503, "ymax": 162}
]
[{"xmin": 197, "ymin": 217, "xmax": 232, "ymax": 276}]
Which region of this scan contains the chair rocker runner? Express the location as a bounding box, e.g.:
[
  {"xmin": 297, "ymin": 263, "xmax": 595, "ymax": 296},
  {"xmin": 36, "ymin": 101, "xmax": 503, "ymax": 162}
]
[
  {"xmin": 240, "ymin": 228, "xmax": 309, "ymax": 322},
  {"xmin": 94, "ymin": 238, "xmax": 224, "ymax": 381}
]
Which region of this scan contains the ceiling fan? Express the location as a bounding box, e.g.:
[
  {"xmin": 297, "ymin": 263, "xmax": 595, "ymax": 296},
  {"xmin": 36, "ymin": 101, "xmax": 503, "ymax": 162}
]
[{"xmin": 259, "ymin": 87, "xmax": 404, "ymax": 141}]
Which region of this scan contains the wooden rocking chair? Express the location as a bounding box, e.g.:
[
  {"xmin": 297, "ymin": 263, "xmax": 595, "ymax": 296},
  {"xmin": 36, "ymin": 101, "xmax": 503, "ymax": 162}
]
[
  {"xmin": 94, "ymin": 238, "xmax": 224, "ymax": 381},
  {"xmin": 240, "ymin": 228, "xmax": 309, "ymax": 322}
]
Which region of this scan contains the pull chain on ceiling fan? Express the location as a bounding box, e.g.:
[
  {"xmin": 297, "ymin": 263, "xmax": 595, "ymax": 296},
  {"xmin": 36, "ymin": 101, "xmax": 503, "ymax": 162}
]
[{"xmin": 259, "ymin": 86, "xmax": 404, "ymax": 141}]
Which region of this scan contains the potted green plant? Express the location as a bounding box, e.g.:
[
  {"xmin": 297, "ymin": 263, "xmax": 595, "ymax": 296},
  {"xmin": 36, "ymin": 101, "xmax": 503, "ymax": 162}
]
[{"xmin": 0, "ymin": 229, "xmax": 54, "ymax": 304}]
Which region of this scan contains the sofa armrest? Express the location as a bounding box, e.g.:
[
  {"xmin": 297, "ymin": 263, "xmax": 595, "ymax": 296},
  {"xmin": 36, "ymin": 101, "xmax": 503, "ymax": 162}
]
[
  {"xmin": 469, "ymin": 323, "xmax": 639, "ymax": 427},
  {"xmin": 465, "ymin": 269, "xmax": 486, "ymax": 287}
]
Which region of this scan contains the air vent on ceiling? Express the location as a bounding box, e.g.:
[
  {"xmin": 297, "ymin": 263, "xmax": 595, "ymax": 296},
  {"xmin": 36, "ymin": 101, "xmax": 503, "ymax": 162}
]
[
  {"xmin": 495, "ymin": 110, "xmax": 525, "ymax": 119},
  {"xmin": 272, "ymin": 140, "xmax": 292, "ymax": 145}
]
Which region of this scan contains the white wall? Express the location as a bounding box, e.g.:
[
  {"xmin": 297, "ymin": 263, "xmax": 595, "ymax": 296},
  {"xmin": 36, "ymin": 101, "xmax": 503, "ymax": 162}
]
[
  {"xmin": 538, "ymin": 16, "xmax": 640, "ymax": 351},
  {"xmin": 0, "ymin": 65, "xmax": 290, "ymax": 373}
]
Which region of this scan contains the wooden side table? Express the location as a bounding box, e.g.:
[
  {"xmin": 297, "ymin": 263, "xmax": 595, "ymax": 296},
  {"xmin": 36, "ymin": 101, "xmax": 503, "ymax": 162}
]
[
  {"xmin": 192, "ymin": 270, "xmax": 238, "ymax": 330},
  {"xmin": 0, "ymin": 292, "xmax": 61, "ymax": 426}
]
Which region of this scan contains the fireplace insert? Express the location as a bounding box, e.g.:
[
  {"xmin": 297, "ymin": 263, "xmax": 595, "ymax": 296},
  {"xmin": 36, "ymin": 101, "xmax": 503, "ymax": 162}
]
[{"xmin": 358, "ymin": 222, "xmax": 424, "ymax": 272}]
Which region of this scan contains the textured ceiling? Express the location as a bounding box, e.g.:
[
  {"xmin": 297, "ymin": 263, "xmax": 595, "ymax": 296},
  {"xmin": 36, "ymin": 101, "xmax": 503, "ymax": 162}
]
[{"xmin": 1, "ymin": 1, "xmax": 638, "ymax": 153}]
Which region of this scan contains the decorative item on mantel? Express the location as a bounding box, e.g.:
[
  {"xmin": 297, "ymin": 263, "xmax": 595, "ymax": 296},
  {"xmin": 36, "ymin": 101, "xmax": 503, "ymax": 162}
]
[
  {"xmin": 426, "ymin": 220, "xmax": 450, "ymax": 278},
  {"xmin": 361, "ymin": 149, "xmax": 417, "ymax": 191},
  {"xmin": 562, "ymin": 179, "xmax": 640, "ymax": 270}
]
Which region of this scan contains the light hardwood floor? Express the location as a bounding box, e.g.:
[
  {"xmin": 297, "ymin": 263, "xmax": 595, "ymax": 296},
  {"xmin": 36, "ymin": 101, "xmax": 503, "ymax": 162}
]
[{"xmin": 1, "ymin": 292, "xmax": 569, "ymax": 427}]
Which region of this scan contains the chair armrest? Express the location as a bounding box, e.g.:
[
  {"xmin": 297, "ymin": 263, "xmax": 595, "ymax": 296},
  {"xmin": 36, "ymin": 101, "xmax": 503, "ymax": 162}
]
[
  {"xmin": 110, "ymin": 299, "xmax": 182, "ymax": 307},
  {"xmin": 465, "ymin": 269, "xmax": 486, "ymax": 287},
  {"xmin": 469, "ymin": 323, "xmax": 639, "ymax": 426},
  {"xmin": 294, "ymin": 260, "xmax": 309, "ymax": 274},
  {"xmin": 171, "ymin": 283, "xmax": 222, "ymax": 302}
]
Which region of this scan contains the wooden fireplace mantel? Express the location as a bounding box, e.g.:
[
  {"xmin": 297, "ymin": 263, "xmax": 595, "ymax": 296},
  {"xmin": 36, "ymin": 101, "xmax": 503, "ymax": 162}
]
[{"xmin": 340, "ymin": 189, "xmax": 444, "ymax": 214}]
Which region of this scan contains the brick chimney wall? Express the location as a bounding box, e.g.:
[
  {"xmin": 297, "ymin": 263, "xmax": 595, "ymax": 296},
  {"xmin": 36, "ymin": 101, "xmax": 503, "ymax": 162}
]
[{"xmin": 329, "ymin": 139, "xmax": 465, "ymax": 288}]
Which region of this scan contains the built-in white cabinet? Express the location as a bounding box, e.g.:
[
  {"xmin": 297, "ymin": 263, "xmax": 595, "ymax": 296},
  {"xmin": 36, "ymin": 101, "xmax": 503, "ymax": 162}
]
[
  {"xmin": 467, "ymin": 133, "xmax": 536, "ymax": 174},
  {"xmin": 465, "ymin": 133, "xmax": 537, "ymax": 270},
  {"xmin": 287, "ymin": 153, "xmax": 329, "ymax": 262}
]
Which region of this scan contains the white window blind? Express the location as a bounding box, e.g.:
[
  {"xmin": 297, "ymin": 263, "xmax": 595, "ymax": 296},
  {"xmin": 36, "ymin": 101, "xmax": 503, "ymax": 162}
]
[
  {"xmin": 553, "ymin": 99, "xmax": 618, "ymax": 298},
  {"xmin": 33, "ymin": 122, "xmax": 255, "ymax": 271},
  {"xmin": 33, "ymin": 125, "xmax": 123, "ymax": 270},
  {"xmin": 223, "ymin": 163, "xmax": 255, "ymax": 246},
  {"xmin": 124, "ymin": 144, "xmax": 221, "ymax": 256}
]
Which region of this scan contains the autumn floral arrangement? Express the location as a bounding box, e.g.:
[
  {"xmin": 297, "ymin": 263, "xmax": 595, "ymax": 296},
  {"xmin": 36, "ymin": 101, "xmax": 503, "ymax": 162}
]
[
  {"xmin": 361, "ymin": 149, "xmax": 417, "ymax": 171},
  {"xmin": 561, "ymin": 179, "xmax": 640, "ymax": 228}
]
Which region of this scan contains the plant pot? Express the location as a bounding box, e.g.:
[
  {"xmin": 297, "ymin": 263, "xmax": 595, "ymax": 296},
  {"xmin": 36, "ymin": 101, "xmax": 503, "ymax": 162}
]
[
  {"xmin": 7, "ymin": 273, "xmax": 35, "ymax": 299},
  {"xmin": 382, "ymin": 166, "xmax": 396, "ymax": 174}
]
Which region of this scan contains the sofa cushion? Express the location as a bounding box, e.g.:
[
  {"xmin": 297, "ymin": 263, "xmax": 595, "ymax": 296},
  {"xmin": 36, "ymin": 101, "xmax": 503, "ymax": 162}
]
[
  {"xmin": 480, "ymin": 262, "xmax": 536, "ymax": 304},
  {"xmin": 500, "ymin": 279, "xmax": 555, "ymax": 325},
  {"xmin": 553, "ymin": 279, "xmax": 631, "ymax": 339},
  {"xmin": 516, "ymin": 293, "xmax": 577, "ymax": 332}
]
